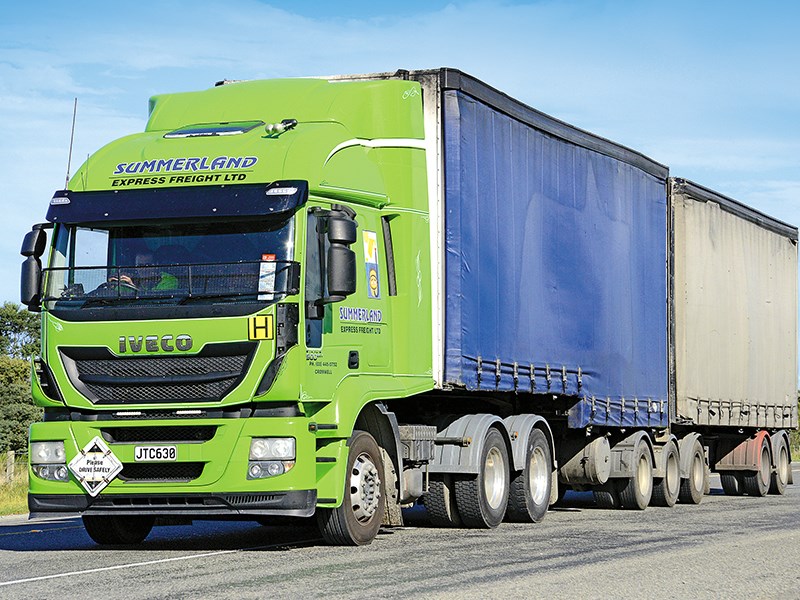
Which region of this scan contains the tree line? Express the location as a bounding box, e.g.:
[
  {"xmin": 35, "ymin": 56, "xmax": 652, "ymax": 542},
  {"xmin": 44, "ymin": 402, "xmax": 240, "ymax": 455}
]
[{"xmin": 0, "ymin": 302, "xmax": 41, "ymax": 454}]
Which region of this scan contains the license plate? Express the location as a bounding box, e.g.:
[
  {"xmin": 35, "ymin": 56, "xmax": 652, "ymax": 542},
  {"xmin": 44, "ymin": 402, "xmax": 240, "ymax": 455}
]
[{"xmin": 134, "ymin": 445, "xmax": 177, "ymax": 462}]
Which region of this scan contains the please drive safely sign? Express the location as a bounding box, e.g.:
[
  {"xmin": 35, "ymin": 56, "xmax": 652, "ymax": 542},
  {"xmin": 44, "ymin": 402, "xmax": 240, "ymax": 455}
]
[{"xmin": 68, "ymin": 437, "xmax": 123, "ymax": 497}]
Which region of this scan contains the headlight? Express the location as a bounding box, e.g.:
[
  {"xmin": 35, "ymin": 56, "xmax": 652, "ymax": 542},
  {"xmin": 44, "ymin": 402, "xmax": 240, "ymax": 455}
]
[
  {"xmin": 249, "ymin": 438, "xmax": 295, "ymax": 460},
  {"xmin": 31, "ymin": 441, "xmax": 66, "ymax": 464},
  {"xmin": 248, "ymin": 438, "xmax": 295, "ymax": 479}
]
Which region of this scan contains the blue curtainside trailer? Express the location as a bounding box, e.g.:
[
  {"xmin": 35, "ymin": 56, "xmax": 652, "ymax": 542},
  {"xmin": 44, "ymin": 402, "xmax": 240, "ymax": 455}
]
[{"xmin": 441, "ymin": 86, "xmax": 669, "ymax": 430}]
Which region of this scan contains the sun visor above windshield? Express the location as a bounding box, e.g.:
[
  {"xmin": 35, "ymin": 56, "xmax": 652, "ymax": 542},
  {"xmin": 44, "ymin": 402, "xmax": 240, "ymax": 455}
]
[{"xmin": 47, "ymin": 181, "xmax": 308, "ymax": 225}]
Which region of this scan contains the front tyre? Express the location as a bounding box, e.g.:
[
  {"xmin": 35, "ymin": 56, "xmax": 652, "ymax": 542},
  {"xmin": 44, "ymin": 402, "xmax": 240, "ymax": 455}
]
[
  {"xmin": 317, "ymin": 430, "xmax": 385, "ymax": 546},
  {"xmin": 82, "ymin": 515, "xmax": 154, "ymax": 545}
]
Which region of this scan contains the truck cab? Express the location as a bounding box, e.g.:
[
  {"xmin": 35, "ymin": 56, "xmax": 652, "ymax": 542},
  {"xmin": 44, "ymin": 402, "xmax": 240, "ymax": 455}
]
[{"xmin": 22, "ymin": 76, "xmax": 435, "ymax": 546}]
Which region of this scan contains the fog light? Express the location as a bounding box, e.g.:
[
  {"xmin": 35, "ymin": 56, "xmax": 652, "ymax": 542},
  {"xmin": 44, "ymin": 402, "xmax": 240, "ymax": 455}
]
[
  {"xmin": 33, "ymin": 464, "xmax": 69, "ymax": 482},
  {"xmin": 246, "ymin": 460, "xmax": 294, "ymax": 479}
]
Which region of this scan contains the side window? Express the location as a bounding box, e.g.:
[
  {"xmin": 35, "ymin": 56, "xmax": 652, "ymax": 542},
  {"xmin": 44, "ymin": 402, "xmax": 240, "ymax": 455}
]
[{"xmin": 305, "ymin": 212, "xmax": 326, "ymax": 348}]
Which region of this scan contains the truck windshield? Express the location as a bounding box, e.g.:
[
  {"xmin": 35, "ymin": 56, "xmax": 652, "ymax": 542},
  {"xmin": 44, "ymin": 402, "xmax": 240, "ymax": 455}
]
[{"xmin": 43, "ymin": 218, "xmax": 295, "ymax": 309}]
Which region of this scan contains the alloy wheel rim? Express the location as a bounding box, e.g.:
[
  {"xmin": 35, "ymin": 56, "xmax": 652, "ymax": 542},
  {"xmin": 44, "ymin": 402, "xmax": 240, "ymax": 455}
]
[
  {"xmin": 529, "ymin": 446, "xmax": 549, "ymax": 504},
  {"xmin": 349, "ymin": 452, "xmax": 381, "ymax": 523},
  {"xmin": 484, "ymin": 446, "xmax": 507, "ymax": 510}
]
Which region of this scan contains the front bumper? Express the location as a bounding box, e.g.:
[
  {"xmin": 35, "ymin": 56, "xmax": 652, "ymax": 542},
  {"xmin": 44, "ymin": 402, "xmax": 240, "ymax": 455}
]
[{"xmin": 29, "ymin": 489, "xmax": 316, "ymax": 518}]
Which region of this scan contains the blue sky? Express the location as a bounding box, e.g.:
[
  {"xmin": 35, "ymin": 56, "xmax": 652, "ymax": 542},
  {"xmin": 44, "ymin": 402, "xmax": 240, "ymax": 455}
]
[{"xmin": 1, "ymin": 0, "xmax": 799, "ymax": 302}]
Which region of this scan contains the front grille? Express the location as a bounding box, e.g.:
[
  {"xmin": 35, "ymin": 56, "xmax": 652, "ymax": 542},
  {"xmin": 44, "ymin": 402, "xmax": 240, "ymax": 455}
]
[
  {"xmin": 119, "ymin": 462, "xmax": 205, "ymax": 482},
  {"xmin": 60, "ymin": 342, "xmax": 256, "ymax": 405},
  {"xmin": 101, "ymin": 426, "xmax": 217, "ymax": 443}
]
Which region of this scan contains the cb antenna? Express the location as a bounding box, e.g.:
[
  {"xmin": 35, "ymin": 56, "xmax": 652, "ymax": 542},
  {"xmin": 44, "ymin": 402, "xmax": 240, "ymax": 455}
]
[{"xmin": 65, "ymin": 97, "xmax": 78, "ymax": 188}]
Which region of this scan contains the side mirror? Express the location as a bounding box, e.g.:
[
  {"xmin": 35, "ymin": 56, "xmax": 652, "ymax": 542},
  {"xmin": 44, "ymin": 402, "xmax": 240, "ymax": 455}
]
[
  {"xmin": 327, "ymin": 245, "xmax": 356, "ymax": 297},
  {"xmin": 21, "ymin": 255, "xmax": 42, "ymax": 311},
  {"xmin": 327, "ymin": 217, "xmax": 357, "ymax": 245},
  {"xmin": 20, "ymin": 225, "xmax": 48, "ymax": 311},
  {"xmin": 309, "ymin": 207, "xmax": 358, "ymax": 312},
  {"xmin": 21, "ymin": 226, "xmax": 47, "ymax": 258}
]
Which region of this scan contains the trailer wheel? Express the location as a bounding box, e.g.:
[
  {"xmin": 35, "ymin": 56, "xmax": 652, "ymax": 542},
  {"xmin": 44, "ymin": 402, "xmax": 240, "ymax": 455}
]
[
  {"xmin": 317, "ymin": 430, "xmax": 385, "ymax": 545},
  {"xmin": 593, "ymin": 482, "xmax": 621, "ymax": 509},
  {"xmin": 82, "ymin": 515, "xmax": 154, "ymax": 545},
  {"xmin": 769, "ymin": 437, "xmax": 790, "ymax": 495},
  {"xmin": 679, "ymin": 439, "xmax": 706, "ymax": 504},
  {"xmin": 618, "ymin": 441, "xmax": 653, "ymax": 510},
  {"xmin": 651, "ymin": 442, "xmax": 680, "ymax": 507},
  {"xmin": 454, "ymin": 428, "xmax": 509, "ymax": 528},
  {"xmin": 720, "ymin": 472, "xmax": 745, "ymax": 496},
  {"xmin": 506, "ymin": 429, "xmax": 551, "ymax": 522},
  {"xmin": 424, "ymin": 475, "xmax": 462, "ymax": 527},
  {"xmin": 743, "ymin": 436, "xmax": 771, "ymax": 497}
]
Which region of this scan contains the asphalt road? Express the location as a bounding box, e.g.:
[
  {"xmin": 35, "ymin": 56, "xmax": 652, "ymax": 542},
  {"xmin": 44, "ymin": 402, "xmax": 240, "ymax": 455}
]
[{"xmin": 2, "ymin": 470, "xmax": 799, "ymax": 599}]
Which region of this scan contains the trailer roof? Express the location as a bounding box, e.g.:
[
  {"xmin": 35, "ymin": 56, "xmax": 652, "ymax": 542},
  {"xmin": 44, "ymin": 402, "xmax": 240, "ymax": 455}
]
[{"xmin": 671, "ymin": 178, "xmax": 798, "ymax": 241}]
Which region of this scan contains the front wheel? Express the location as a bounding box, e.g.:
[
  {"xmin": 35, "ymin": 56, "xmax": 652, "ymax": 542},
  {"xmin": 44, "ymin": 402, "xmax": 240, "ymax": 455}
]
[
  {"xmin": 317, "ymin": 430, "xmax": 385, "ymax": 546},
  {"xmin": 82, "ymin": 515, "xmax": 154, "ymax": 545}
]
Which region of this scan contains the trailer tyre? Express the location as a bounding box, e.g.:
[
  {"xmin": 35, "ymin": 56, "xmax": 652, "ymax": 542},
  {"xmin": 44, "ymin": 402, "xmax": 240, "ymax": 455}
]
[
  {"xmin": 424, "ymin": 475, "xmax": 462, "ymax": 527},
  {"xmin": 743, "ymin": 436, "xmax": 771, "ymax": 497},
  {"xmin": 651, "ymin": 442, "xmax": 680, "ymax": 507},
  {"xmin": 770, "ymin": 437, "xmax": 790, "ymax": 496},
  {"xmin": 506, "ymin": 429, "xmax": 551, "ymax": 522},
  {"xmin": 720, "ymin": 472, "xmax": 745, "ymax": 496},
  {"xmin": 593, "ymin": 482, "xmax": 621, "ymax": 509},
  {"xmin": 317, "ymin": 430, "xmax": 385, "ymax": 546},
  {"xmin": 618, "ymin": 441, "xmax": 653, "ymax": 510},
  {"xmin": 679, "ymin": 439, "xmax": 706, "ymax": 504},
  {"xmin": 82, "ymin": 515, "xmax": 154, "ymax": 545},
  {"xmin": 454, "ymin": 428, "xmax": 510, "ymax": 528}
]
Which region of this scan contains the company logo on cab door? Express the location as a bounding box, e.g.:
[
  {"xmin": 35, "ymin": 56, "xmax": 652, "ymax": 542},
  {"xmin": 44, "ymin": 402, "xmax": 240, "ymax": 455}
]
[{"xmin": 119, "ymin": 335, "xmax": 193, "ymax": 353}]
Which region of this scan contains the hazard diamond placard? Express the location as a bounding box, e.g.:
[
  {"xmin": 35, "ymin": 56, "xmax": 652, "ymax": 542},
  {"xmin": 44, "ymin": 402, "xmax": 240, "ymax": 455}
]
[{"xmin": 68, "ymin": 436, "xmax": 123, "ymax": 497}]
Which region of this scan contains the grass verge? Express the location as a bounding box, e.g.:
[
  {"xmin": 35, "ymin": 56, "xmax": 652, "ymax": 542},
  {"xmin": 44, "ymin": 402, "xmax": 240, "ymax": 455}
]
[{"xmin": 0, "ymin": 466, "xmax": 28, "ymax": 516}]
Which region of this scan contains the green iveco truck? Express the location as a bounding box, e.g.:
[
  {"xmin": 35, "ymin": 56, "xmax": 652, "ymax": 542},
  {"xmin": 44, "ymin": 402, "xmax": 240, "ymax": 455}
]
[{"xmin": 21, "ymin": 69, "xmax": 797, "ymax": 546}]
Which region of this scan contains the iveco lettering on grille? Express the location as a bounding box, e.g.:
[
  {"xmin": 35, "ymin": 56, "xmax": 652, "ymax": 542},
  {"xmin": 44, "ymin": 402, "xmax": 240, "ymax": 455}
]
[{"xmin": 118, "ymin": 335, "xmax": 193, "ymax": 353}]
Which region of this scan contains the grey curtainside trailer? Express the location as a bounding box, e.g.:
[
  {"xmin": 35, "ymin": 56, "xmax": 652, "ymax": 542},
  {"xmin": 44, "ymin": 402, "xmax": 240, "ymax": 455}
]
[{"xmin": 669, "ymin": 178, "xmax": 797, "ymax": 498}]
